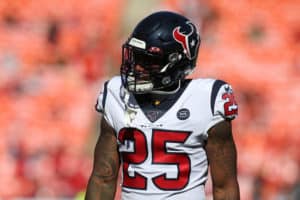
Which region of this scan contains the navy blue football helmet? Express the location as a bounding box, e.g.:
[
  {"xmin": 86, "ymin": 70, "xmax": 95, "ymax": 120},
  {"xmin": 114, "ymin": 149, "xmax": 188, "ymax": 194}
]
[{"xmin": 121, "ymin": 11, "xmax": 201, "ymax": 94}]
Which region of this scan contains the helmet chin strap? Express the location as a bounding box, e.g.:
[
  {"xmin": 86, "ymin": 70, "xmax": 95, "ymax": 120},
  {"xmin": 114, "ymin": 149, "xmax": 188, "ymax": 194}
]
[{"xmin": 150, "ymin": 79, "xmax": 181, "ymax": 95}]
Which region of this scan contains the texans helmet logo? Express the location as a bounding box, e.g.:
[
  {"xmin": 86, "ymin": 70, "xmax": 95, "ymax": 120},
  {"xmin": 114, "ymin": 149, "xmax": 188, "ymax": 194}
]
[{"xmin": 173, "ymin": 22, "xmax": 200, "ymax": 60}]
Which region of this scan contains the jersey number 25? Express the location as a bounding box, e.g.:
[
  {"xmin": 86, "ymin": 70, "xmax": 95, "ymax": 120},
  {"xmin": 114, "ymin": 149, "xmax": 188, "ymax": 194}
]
[{"xmin": 118, "ymin": 128, "xmax": 191, "ymax": 190}]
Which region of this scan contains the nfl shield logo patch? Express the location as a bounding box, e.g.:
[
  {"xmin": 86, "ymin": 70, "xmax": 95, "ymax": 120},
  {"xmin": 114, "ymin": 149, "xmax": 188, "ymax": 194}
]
[{"xmin": 177, "ymin": 108, "xmax": 190, "ymax": 120}]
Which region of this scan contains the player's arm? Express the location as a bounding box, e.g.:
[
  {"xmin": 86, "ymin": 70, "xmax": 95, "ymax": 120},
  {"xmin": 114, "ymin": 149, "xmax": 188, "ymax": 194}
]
[
  {"xmin": 205, "ymin": 120, "xmax": 240, "ymax": 200},
  {"xmin": 85, "ymin": 116, "xmax": 120, "ymax": 200}
]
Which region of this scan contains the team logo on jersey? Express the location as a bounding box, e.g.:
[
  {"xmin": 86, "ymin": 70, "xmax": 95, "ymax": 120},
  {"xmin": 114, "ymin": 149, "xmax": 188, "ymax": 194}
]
[
  {"xmin": 173, "ymin": 22, "xmax": 200, "ymax": 60},
  {"xmin": 177, "ymin": 108, "xmax": 190, "ymax": 120}
]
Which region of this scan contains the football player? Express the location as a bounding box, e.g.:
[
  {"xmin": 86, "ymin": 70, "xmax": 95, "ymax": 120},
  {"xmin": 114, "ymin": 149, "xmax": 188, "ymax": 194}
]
[{"xmin": 85, "ymin": 11, "xmax": 240, "ymax": 200}]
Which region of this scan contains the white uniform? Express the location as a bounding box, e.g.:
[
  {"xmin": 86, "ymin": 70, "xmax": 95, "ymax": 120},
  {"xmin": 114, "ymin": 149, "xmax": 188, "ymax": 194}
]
[{"xmin": 96, "ymin": 76, "xmax": 238, "ymax": 200}]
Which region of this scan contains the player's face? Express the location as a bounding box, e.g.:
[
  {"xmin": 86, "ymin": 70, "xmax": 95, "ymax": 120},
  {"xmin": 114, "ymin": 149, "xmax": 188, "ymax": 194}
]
[
  {"xmin": 122, "ymin": 44, "xmax": 168, "ymax": 93},
  {"xmin": 134, "ymin": 64, "xmax": 161, "ymax": 81}
]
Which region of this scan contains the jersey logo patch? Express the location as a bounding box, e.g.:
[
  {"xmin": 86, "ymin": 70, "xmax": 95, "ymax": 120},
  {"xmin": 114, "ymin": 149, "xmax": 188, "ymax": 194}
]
[{"xmin": 177, "ymin": 108, "xmax": 190, "ymax": 120}]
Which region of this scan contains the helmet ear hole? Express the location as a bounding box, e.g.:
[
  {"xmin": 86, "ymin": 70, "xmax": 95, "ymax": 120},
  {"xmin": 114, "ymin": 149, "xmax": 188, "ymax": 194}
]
[
  {"xmin": 168, "ymin": 53, "xmax": 182, "ymax": 63},
  {"xmin": 161, "ymin": 76, "xmax": 171, "ymax": 85}
]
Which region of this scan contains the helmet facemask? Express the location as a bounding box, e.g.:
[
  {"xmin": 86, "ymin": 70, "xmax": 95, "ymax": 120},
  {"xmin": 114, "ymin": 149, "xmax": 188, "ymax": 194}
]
[{"xmin": 121, "ymin": 44, "xmax": 183, "ymax": 94}]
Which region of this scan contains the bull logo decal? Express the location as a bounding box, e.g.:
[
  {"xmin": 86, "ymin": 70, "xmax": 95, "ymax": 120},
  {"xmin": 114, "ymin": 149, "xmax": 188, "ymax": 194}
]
[{"xmin": 173, "ymin": 22, "xmax": 199, "ymax": 60}]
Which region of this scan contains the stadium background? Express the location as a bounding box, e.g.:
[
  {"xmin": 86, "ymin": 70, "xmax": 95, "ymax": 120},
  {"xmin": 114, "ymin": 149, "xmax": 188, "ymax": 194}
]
[{"xmin": 0, "ymin": 0, "xmax": 299, "ymax": 199}]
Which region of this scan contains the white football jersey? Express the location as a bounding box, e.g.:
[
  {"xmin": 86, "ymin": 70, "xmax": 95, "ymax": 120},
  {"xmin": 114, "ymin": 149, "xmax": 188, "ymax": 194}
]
[{"xmin": 95, "ymin": 76, "xmax": 238, "ymax": 200}]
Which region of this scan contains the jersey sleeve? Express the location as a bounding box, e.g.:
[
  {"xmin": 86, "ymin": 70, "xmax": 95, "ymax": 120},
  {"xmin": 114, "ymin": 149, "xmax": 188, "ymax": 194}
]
[
  {"xmin": 95, "ymin": 81, "xmax": 109, "ymax": 113},
  {"xmin": 95, "ymin": 80, "xmax": 116, "ymax": 129},
  {"xmin": 205, "ymin": 80, "xmax": 238, "ymax": 133}
]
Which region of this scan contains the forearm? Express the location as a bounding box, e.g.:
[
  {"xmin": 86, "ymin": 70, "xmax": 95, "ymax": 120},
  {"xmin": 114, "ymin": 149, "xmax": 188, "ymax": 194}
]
[
  {"xmin": 85, "ymin": 117, "xmax": 120, "ymax": 200},
  {"xmin": 213, "ymin": 180, "xmax": 240, "ymax": 200},
  {"xmin": 85, "ymin": 174, "xmax": 118, "ymax": 200}
]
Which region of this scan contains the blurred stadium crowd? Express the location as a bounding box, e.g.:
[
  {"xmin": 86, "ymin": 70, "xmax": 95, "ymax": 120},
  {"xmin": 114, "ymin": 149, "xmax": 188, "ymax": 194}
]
[{"xmin": 0, "ymin": 0, "xmax": 299, "ymax": 199}]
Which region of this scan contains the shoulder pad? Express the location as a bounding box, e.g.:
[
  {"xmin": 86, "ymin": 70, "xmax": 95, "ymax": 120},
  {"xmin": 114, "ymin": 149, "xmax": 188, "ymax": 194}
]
[
  {"xmin": 211, "ymin": 80, "xmax": 238, "ymax": 120},
  {"xmin": 95, "ymin": 80, "xmax": 109, "ymax": 113}
]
